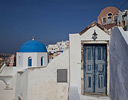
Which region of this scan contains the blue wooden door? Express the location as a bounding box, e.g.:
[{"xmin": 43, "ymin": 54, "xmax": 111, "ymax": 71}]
[{"xmin": 84, "ymin": 44, "xmax": 107, "ymax": 94}]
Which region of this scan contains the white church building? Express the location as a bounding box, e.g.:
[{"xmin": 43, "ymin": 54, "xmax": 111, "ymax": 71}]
[
  {"xmin": 17, "ymin": 39, "xmax": 48, "ymax": 67},
  {"xmin": 0, "ymin": 39, "xmax": 69, "ymax": 100},
  {"xmin": 0, "ymin": 22, "xmax": 111, "ymax": 100}
]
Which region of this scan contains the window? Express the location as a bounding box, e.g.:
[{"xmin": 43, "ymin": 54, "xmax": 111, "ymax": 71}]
[
  {"xmin": 107, "ymin": 13, "xmax": 113, "ymax": 22},
  {"xmin": 28, "ymin": 57, "xmax": 32, "ymax": 67},
  {"xmin": 108, "ymin": 17, "xmax": 112, "ymax": 19},
  {"xmin": 41, "ymin": 57, "xmax": 43, "ymax": 66},
  {"xmin": 103, "ymin": 17, "xmax": 106, "ymax": 23},
  {"xmin": 108, "ymin": 13, "xmax": 112, "ymax": 16},
  {"xmin": 108, "ymin": 17, "xmax": 112, "ymax": 22},
  {"xmin": 57, "ymin": 69, "xmax": 67, "ymax": 83}
]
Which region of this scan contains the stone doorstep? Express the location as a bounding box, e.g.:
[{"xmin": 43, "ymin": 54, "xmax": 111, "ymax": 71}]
[{"xmin": 81, "ymin": 95, "xmax": 110, "ymax": 100}]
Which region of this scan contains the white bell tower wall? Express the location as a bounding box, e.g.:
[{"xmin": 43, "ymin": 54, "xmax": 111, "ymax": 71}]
[{"xmin": 16, "ymin": 52, "xmax": 48, "ymax": 68}]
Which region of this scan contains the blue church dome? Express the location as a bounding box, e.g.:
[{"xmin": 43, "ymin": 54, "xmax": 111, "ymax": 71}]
[{"xmin": 19, "ymin": 40, "xmax": 47, "ymax": 52}]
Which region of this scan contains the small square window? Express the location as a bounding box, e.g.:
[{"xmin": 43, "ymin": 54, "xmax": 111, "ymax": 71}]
[{"xmin": 57, "ymin": 69, "xmax": 67, "ymax": 83}]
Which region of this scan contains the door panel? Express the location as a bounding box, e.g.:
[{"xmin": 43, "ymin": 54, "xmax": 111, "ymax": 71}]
[
  {"xmin": 84, "ymin": 46, "xmax": 94, "ymax": 92},
  {"xmin": 95, "ymin": 46, "xmax": 106, "ymax": 93},
  {"xmin": 84, "ymin": 44, "xmax": 107, "ymax": 94}
]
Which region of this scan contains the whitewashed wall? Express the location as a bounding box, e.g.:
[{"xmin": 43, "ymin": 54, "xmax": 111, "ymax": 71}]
[
  {"xmin": 15, "ymin": 69, "xmax": 28, "ymax": 100},
  {"xmin": 0, "ymin": 77, "xmax": 16, "ymax": 100},
  {"xmin": 80, "ymin": 26, "xmax": 109, "ymax": 41},
  {"xmin": 0, "ymin": 50, "xmax": 68, "ymax": 100},
  {"xmin": 69, "ymin": 34, "xmax": 81, "ymax": 96},
  {"xmin": 15, "ymin": 50, "xmax": 69, "ymax": 100},
  {"xmin": 17, "ymin": 52, "xmax": 48, "ymax": 67},
  {"xmin": 109, "ymin": 27, "xmax": 128, "ymax": 100},
  {"xmin": 0, "ymin": 66, "xmax": 19, "ymax": 100}
]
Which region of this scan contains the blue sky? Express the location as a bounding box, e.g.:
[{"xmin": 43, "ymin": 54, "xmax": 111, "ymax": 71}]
[{"xmin": 0, "ymin": 0, "xmax": 128, "ymax": 53}]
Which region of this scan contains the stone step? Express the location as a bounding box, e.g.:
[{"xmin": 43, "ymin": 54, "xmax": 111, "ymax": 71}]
[{"xmin": 81, "ymin": 95, "xmax": 110, "ymax": 100}]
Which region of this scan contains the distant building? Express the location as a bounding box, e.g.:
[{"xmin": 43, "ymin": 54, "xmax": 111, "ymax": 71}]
[
  {"xmin": 117, "ymin": 10, "xmax": 128, "ymax": 31},
  {"xmin": 9, "ymin": 54, "xmax": 16, "ymax": 67},
  {"xmin": 98, "ymin": 7, "xmax": 119, "ymax": 25},
  {"xmin": 56, "ymin": 40, "xmax": 69, "ymax": 51},
  {"xmin": 47, "ymin": 44, "xmax": 59, "ymax": 53},
  {"xmin": 98, "ymin": 6, "xmax": 119, "ymax": 31},
  {"xmin": 0, "ymin": 58, "xmax": 3, "ymax": 62},
  {"xmin": 47, "ymin": 40, "xmax": 69, "ymax": 61},
  {"xmin": 0, "ymin": 53, "xmax": 11, "ymax": 68},
  {"xmin": 98, "ymin": 6, "xmax": 128, "ymax": 32}
]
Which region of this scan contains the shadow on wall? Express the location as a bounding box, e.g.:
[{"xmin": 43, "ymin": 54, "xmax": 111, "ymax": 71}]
[
  {"xmin": 109, "ymin": 27, "xmax": 128, "ymax": 100},
  {"xmin": 69, "ymin": 86, "xmax": 80, "ymax": 100}
]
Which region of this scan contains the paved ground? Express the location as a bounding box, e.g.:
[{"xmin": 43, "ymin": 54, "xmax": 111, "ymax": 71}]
[{"xmin": 81, "ymin": 95, "xmax": 110, "ymax": 100}]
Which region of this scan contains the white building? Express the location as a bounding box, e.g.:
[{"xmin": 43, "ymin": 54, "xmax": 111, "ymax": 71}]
[
  {"xmin": 0, "ymin": 39, "xmax": 69, "ymax": 100},
  {"xmin": 47, "ymin": 40, "xmax": 69, "ymax": 53},
  {"xmin": 17, "ymin": 39, "xmax": 48, "ymax": 67},
  {"xmin": 117, "ymin": 10, "xmax": 128, "ymax": 31},
  {"xmin": 0, "ymin": 22, "xmax": 111, "ymax": 100},
  {"xmin": 47, "ymin": 40, "xmax": 69, "ymax": 61},
  {"xmin": 47, "ymin": 44, "xmax": 59, "ymax": 53},
  {"xmin": 56, "ymin": 41, "xmax": 69, "ymax": 52},
  {"xmin": 69, "ymin": 22, "xmax": 110, "ymax": 100}
]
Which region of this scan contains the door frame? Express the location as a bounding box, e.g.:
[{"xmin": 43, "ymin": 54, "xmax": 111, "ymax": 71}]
[{"xmin": 81, "ymin": 41, "xmax": 109, "ymax": 96}]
